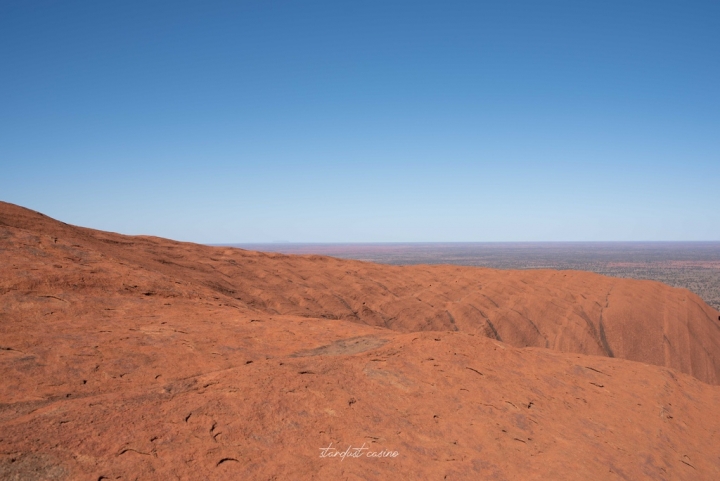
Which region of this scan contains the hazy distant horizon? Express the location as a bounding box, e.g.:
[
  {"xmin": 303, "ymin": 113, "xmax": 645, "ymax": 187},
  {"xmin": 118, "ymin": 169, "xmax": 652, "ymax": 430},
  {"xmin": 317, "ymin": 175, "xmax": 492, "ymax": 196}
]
[
  {"xmin": 222, "ymin": 241, "xmax": 720, "ymax": 265},
  {"xmin": 224, "ymin": 240, "xmax": 720, "ymax": 252},
  {"xmin": 228, "ymin": 240, "xmax": 720, "ymax": 245}
]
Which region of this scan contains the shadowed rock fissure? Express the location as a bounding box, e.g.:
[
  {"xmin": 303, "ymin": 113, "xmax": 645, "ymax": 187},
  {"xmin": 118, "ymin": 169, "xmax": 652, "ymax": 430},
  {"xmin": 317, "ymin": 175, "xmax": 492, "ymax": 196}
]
[{"xmin": 598, "ymin": 287, "xmax": 615, "ymax": 358}]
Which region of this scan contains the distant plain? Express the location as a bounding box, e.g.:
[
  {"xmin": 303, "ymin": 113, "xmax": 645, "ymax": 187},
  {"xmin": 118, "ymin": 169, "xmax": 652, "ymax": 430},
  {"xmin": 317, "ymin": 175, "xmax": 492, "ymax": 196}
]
[{"xmin": 230, "ymin": 242, "xmax": 720, "ymax": 311}]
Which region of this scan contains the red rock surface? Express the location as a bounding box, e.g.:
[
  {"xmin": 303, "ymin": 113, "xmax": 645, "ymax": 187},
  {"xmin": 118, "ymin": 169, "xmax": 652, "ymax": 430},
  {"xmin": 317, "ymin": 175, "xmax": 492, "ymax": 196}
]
[{"xmin": 1, "ymin": 201, "xmax": 720, "ymax": 480}]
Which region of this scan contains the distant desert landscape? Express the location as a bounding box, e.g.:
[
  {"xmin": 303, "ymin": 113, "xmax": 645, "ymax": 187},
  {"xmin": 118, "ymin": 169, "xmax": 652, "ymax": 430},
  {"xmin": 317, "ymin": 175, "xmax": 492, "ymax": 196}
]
[{"xmin": 2, "ymin": 201, "xmax": 720, "ymax": 480}]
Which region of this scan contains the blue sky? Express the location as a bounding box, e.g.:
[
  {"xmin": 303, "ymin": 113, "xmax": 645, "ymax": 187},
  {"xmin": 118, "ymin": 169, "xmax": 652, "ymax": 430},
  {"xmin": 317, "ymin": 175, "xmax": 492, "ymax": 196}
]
[{"xmin": 1, "ymin": 0, "xmax": 718, "ymax": 242}]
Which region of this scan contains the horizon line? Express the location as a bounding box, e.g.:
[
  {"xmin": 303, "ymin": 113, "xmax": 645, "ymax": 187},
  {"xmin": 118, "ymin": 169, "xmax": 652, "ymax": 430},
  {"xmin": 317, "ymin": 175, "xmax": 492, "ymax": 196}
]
[{"xmin": 214, "ymin": 240, "xmax": 720, "ymax": 245}]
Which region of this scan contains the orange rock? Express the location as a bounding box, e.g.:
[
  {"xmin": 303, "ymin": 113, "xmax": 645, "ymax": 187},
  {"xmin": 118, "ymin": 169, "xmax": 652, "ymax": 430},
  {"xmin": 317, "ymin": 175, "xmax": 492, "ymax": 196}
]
[{"xmin": 1, "ymin": 201, "xmax": 719, "ymax": 479}]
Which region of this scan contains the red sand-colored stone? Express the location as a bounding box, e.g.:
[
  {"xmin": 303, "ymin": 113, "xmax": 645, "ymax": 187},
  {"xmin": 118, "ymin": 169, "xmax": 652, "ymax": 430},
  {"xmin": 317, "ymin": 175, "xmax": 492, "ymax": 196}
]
[{"xmin": 1, "ymin": 201, "xmax": 719, "ymax": 480}]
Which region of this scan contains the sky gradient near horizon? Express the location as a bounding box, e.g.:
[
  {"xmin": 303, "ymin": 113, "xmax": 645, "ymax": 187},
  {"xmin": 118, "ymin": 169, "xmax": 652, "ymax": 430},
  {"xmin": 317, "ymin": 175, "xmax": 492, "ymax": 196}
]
[{"xmin": 1, "ymin": 1, "xmax": 719, "ymax": 242}]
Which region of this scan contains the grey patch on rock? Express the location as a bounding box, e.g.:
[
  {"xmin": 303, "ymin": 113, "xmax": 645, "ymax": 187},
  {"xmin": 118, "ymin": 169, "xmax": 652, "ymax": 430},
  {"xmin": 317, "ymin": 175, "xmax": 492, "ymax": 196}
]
[
  {"xmin": 0, "ymin": 453, "xmax": 68, "ymax": 481},
  {"xmin": 290, "ymin": 336, "xmax": 388, "ymax": 357}
]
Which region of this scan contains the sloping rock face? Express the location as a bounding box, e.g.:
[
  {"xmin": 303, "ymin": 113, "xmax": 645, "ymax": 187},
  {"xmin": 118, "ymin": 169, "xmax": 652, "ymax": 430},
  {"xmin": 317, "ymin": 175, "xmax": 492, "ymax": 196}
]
[
  {"xmin": 1, "ymin": 201, "xmax": 720, "ymax": 480},
  {"xmin": 2, "ymin": 201, "xmax": 719, "ymax": 383}
]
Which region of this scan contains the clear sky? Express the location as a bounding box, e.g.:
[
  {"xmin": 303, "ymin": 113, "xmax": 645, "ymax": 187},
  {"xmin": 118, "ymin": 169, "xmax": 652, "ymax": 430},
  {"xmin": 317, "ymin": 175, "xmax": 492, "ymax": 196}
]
[{"xmin": 1, "ymin": 1, "xmax": 718, "ymax": 242}]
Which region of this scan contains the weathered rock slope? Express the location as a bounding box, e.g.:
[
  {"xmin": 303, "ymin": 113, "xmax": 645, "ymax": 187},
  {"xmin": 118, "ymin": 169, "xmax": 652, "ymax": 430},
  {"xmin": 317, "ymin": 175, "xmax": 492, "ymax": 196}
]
[
  {"xmin": 1, "ymin": 201, "xmax": 719, "ymax": 480},
  {"xmin": 2, "ymin": 201, "xmax": 719, "ymax": 383}
]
